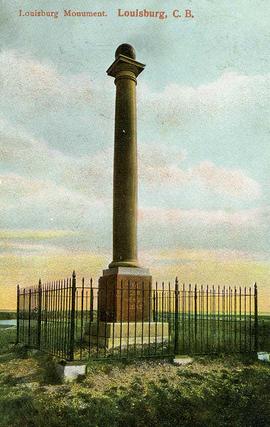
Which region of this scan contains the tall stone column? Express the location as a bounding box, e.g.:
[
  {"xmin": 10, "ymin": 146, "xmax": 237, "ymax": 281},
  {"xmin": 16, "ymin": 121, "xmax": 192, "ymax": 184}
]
[
  {"xmin": 108, "ymin": 44, "xmax": 144, "ymax": 268},
  {"xmin": 83, "ymin": 44, "xmax": 170, "ymax": 349},
  {"xmin": 98, "ymin": 44, "xmax": 152, "ymax": 322}
]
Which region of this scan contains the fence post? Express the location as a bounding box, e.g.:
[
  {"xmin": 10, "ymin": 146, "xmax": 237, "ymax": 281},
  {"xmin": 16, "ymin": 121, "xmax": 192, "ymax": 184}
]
[
  {"xmin": 174, "ymin": 277, "xmax": 179, "ymax": 355},
  {"xmin": 37, "ymin": 279, "xmax": 42, "ymax": 349},
  {"xmin": 254, "ymin": 283, "xmax": 258, "ymax": 352},
  {"xmin": 69, "ymin": 271, "xmax": 76, "ymax": 361},
  {"xmin": 194, "ymin": 284, "xmax": 197, "ymax": 352},
  {"xmin": 153, "ymin": 291, "xmax": 156, "ymax": 322},
  {"xmin": 90, "ymin": 278, "xmax": 94, "ymax": 322},
  {"xmin": 16, "ymin": 285, "xmax": 20, "ymax": 344},
  {"xmin": 28, "ymin": 289, "xmax": 32, "ymax": 346}
]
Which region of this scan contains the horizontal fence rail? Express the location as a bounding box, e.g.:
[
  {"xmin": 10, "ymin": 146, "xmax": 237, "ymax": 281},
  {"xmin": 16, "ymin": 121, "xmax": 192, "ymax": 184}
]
[{"xmin": 17, "ymin": 273, "xmax": 258, "ymax": 361}]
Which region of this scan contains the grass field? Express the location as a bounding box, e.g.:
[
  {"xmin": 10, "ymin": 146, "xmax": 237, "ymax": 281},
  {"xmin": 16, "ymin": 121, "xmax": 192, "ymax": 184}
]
[
  {"xmin": 1, "ymin": 326, "xmax": 270, "ymax": 427},
  {"xmin": 0, "ymin": 312, "xmax": 16, "ymax": 320}
]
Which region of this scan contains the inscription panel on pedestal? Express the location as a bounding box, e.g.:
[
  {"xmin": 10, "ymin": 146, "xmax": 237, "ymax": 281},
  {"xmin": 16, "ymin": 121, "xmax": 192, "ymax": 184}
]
[{"xmin": 98, "ymin": 274, "xmax": 152, "ymax": 322}]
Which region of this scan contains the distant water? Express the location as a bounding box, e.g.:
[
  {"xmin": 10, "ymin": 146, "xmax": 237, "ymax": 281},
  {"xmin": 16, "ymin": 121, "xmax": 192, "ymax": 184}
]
[{"xmin": 0, "ymin": 320, "xmax": 16, "ymax": 327}]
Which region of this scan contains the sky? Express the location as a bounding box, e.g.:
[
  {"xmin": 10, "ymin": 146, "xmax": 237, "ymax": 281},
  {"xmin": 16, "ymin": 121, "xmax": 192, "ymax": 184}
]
[{"xmin": 0, "ymin": 0, "xmax": 269, "ymax": 310}]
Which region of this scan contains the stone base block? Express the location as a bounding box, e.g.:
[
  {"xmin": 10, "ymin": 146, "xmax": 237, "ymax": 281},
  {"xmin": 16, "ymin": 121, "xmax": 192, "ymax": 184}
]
[
  {"xmin": 84, "ymin": 321, "xmax": 169, "ymax": 349},
  {"xmin": 56, "ymin": 362, "xmax": 87, "ymax": 382},
  {"xmin": 98, "ymin": 270, "xmax": 152, "ymax": 322},
  {"xmin": 173, "ymin": 356, "xmax": 194, "ymax": 366},
  {"xmin": 257, "ymin": 352, "xmax": 270, "ymax": 362}
]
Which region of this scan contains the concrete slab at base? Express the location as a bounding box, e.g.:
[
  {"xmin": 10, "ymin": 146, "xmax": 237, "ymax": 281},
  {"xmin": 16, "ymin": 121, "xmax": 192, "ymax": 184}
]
[
  {"xmin": 257, "ymin": 352, "xmax": 270, "ymax": 362},
  {"xmin": 86, "ymin": 321, "xmax": 169, "ymax": 337},
  {"xmin": 173, "ymin": 356, "xmax": 194, "ymax": 366},
  {"xmin": 56, "ymin": 362, "xmax": 87, "ymax": 382},
  {"xmin": 84, "ymin": 321, "xmax": 169, "ymax": 348}
]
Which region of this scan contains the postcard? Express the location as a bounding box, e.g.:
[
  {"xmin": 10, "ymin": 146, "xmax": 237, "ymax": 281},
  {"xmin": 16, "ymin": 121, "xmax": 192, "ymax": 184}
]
[{"xmin": 0, "ymin": 1, "xmax": 269, "ymax": 425}]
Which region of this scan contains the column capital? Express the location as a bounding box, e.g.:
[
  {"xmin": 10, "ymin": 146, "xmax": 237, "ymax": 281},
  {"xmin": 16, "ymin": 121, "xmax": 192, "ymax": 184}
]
[{"xmin": 107, "ymin": 54, "xmax": 145, "ymax": 79}]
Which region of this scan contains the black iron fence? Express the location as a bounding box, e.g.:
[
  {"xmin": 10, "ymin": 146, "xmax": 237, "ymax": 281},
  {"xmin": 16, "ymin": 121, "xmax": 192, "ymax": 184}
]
[{"xmin": 16, "ymin": 272, "xmax": 258, "ymax": 361}]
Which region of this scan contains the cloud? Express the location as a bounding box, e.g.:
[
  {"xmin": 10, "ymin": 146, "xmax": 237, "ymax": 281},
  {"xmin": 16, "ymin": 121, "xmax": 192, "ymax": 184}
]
[
  {"xmin": 0, "ymin": 241, "xmax": 68, "ymax": 256},
  {"xmin": 137, "ymin": 204, "xmax": 270, "ymax": 256},
  {"xmin": 139, "ymin": 247, "xmax": 270, "ymax": 268},
  {"xmin": 139, "ymin": 143, "xmax": 188, "ymax": 186},
  {"xmin": 191, "ymin": 161, "xmax": 261, "ymax": 200},
  {"xmin": 139, "ymin": 143, "xmax": 261, "ymax": 200},
  {"xmin": 0, "ymin": 116, "xmax": 113, "ymax": 199},
  {"xmin": 139, "ymin": 70, "xmax": 270, "ymax": 127},
  {"xmin": 0, "ymin": 116, "xmax": 69, "ymax": 168},
  {"xmin": 139, "ymin": 206, "xmax": 269, "ymax": 227},
  {"xmin": 0, "ymin": 113, "xmax": 261, "ymax": 243},
  {"xmin": 0, "ymin": 49, "xmax": 93, "ymax": 109},
  {"xmin": 2, "ymin": 114, "xmax": 259, "ymax": 204},
  {"xmin": 0, "ymin": 53, "xmax": 264, "ymax": 204},
  {"xmin": 0, "ymin": 229, "xmax": 74, "ymax": 240},
  {"xmin": 0, "ymin": 172, "xmax": 107, "ymax": 229},
  {"xmin": 3, "ymin": 49, "xmax": 268, "ymax": 134}
]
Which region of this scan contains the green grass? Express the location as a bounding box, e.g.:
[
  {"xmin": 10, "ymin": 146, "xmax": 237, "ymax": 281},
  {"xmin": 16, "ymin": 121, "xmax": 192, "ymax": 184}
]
[
  {"xmin": 0, "ymin": 328, "xmax": 16, "ymax": 355},
  {"xmin": 1, "ymin": 327, "xmax": 270, "ymax": 426},
  {"xmin": 0, "ymin": 312, "xmax": 16, "ymax": 320},
  {"xmin": 258, "ymin": 317, "xmax": 270, "ymax": 351}
]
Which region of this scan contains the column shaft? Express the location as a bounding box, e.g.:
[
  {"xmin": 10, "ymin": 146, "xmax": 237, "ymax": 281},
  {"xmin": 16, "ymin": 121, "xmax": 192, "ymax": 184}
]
[{"xmin": 111, "ymin": 73, "xmax": 138, "ymax": 267}]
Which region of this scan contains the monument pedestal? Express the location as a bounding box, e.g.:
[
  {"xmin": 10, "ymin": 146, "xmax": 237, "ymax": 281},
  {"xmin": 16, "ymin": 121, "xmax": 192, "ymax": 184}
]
[
  {"xmin": 84, "ymin": 267, "xmax": 169, "ymax": 349},
  {"xmin": 98, "ymin": 267, "xmax": 152, "ymax": 322}
]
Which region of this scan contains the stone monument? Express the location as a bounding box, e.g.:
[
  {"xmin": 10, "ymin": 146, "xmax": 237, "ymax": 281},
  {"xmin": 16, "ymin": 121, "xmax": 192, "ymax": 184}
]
[
  {"xmin": 98, "ymin": 44, "xmax": 151, "ymax": 322},
  {"xmin": 88, "ymin": 44, "xmax": 168, "ymax": 347}
]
